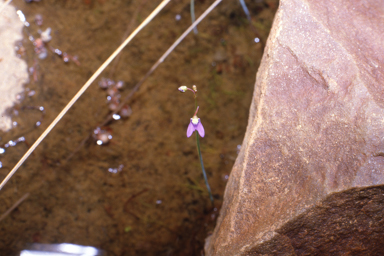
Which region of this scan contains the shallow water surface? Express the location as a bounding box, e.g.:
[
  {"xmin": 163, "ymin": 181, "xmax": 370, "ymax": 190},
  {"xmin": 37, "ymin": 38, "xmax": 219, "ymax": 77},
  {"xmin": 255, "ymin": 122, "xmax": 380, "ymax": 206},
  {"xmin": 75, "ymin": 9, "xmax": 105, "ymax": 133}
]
[{"xmin": 0, "ymin": 0, "xmax": 278, "ymax": 255}]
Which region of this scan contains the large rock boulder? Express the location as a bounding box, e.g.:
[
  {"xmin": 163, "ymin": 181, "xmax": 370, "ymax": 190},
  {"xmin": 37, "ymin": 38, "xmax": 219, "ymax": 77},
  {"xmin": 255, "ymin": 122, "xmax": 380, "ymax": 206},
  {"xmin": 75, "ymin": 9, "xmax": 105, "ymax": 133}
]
[{"xmin": 205, "ymin": 0, "xmax": 384, "ymax": 254}]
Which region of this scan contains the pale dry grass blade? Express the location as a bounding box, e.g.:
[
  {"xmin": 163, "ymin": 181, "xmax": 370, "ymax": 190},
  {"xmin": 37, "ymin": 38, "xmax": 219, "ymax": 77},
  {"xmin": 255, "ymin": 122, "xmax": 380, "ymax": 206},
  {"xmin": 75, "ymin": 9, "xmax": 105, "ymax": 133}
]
[
  {"xmin": 0, "ymin": 193, "xmax": 29, "ymax": 222},
  {"xmin": 0, "ymin": 0, "xmax": 171, "ymax": 191}
]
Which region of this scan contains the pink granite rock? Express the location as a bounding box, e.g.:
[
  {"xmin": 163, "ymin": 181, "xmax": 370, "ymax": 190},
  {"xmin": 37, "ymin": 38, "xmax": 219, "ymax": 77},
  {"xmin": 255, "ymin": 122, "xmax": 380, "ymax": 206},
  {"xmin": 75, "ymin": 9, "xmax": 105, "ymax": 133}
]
[{"xmin": 205, "ymin": 0, "xmax": 384, "ymax": 254}]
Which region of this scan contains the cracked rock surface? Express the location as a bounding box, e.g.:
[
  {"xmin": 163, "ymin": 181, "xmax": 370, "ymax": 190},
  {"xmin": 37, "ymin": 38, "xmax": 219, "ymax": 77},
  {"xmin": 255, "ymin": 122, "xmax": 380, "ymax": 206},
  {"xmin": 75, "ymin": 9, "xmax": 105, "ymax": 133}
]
[{"xmin": 205, "ymin": 0, "xmax": 384, "ymax": 254}]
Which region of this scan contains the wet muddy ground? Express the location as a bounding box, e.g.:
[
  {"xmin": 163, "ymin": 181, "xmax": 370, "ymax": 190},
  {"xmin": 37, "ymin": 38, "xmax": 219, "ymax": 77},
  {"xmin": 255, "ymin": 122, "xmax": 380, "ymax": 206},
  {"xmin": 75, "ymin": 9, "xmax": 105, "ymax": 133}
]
[{"xmin": 0, "ymin": 0, "xmax": 278, "ymax": 255}]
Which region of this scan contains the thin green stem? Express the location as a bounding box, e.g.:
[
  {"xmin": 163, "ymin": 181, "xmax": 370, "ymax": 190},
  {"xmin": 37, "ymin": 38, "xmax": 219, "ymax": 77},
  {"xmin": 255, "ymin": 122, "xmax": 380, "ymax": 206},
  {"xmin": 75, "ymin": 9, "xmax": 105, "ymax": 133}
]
[
  {"xmin": 196, "ymin": 132, "xmax": 214, "ymax": 207},
  {"xmin": 239, "ymin": 0, "xmax": 251, "ymax": 22},
  {"xmin": 190, "ymin": 0, "xmax": 198, "ymax": 34}
]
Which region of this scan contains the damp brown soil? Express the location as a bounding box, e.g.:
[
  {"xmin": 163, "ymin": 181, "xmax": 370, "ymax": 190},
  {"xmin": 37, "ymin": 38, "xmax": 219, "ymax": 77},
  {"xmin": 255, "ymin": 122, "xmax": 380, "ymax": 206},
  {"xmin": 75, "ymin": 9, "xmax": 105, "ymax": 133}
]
[{"xmin": 0, "ymin": 0, "xmax": 278, "ymax": 255}]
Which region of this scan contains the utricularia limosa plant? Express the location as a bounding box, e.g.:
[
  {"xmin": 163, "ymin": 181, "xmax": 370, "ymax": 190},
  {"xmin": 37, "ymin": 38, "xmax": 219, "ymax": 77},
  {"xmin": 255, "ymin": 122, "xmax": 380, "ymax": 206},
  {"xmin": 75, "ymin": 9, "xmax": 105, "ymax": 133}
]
[{"xmin": 178, "ymin": 85, "xmax": 213, "ymax": 206}]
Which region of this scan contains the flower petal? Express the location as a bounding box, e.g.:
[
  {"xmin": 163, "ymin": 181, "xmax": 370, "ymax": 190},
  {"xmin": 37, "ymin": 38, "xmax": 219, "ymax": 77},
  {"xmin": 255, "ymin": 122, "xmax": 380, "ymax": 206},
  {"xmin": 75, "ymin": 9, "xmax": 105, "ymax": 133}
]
[
  {"xmin": 178, "ymin": 86, "xmax": 187, "ymax": 92},
  {"xmin": 186, "ymin": 119, "xmax": 195, "ymax": 137},
  {"xmin": 196, "ymin": 120, "xmax": 205, "ymax": 137}
]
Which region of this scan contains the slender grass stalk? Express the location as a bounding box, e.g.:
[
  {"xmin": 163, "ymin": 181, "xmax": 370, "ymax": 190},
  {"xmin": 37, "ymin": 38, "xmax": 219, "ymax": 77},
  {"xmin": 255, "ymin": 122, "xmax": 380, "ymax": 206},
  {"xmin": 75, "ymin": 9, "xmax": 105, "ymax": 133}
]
[
  {"xmin": 0, "ymin": 193, "xmax": 29, "ymax": 222},
  {"xmin": 196, "ymin": 132, "xmax": 214, "ymax": 206},
  {"xmin": 190, "ymin": 0, "xmax": 198, "ymax": 34},
  {"xmin": 239, "ymin": 0, "xmax": 251, "ymax": 21},
  {"xmin": 0, "ymin": 0, "xmax": 171, "ymax": 191}
]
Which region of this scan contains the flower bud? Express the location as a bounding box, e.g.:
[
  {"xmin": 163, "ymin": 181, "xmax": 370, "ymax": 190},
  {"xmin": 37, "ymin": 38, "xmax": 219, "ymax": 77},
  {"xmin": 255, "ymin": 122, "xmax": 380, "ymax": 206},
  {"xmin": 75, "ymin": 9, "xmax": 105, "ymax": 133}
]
[
  {"xmin": 178, "ymin": 85, "xmax": 188, "ymax": 92},
  {"xmin": 192, "ymin": 85, "xmax": 197, "ymax": 92}
]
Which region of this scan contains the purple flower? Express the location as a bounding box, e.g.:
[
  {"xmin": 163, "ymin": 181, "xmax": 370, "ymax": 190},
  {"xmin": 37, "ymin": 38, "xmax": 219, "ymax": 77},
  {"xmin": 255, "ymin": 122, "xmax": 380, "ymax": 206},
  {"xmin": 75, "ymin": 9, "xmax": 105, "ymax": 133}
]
[{"xmin": 187, "ymin": 116, "xmax": 205, "ymax": 137}]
